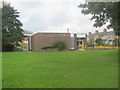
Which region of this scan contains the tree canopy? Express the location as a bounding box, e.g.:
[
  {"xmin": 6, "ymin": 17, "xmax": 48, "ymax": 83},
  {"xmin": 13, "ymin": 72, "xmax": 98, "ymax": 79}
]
[
  {"xmin": 95, "ymin": 38, "xmax": 102, "ymax": 46},
  {"xmin": 2, "ymin": 2, "xmax": 23, "ymax": 44},
  {"xmin": 79, "ymin": 2, "xmax": 120, "ymax": 36}
]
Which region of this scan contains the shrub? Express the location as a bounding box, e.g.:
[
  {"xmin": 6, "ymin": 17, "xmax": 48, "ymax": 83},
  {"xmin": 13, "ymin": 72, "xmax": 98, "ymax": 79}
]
[
  {"xmin": 87, "ymin": 38, "xmax": 94, "ymax": 47},
  {"xmin": 41, "ymin": 46, "xmax": 55, "ymax": 50},
  {"xmin": 2, "ymin": 43, "xmax": 15, "ymax": 52},
  {"xmin": 113, "ymin": 38, "xmax": 120, "ymax": 46},
  {"xmin": 95, "ymin": 38, "xmax": 102, "ymax": 46},
  {"xmin": 52, "ymin": 41, "xmax": 67, "ymax": 51},
  {"xmin": 14, "ymin": 46, "xmax": 23, "ymax": 51}
]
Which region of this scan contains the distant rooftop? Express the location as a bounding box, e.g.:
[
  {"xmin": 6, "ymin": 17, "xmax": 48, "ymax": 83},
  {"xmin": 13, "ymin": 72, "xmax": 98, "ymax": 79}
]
[
  {"xmin": 88, "ymin": 31, "xmax": 115, "ymax": 37},
  {"xmin": 35, "ymin": 32, "xmax": 70, "ymax": 34},
  {"xmin": 23, "ymin": 30, "xmax": 33, "ymax": 34}
]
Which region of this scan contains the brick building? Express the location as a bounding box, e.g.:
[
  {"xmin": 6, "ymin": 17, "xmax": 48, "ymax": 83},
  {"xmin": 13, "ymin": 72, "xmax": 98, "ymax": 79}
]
[{"xmin": 28, "ymin": 33, "xmax": 87, "ymax": 52}]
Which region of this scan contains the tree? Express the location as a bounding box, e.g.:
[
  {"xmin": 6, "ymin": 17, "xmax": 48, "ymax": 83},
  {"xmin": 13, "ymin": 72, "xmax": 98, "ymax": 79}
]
[
  {"xmin": 113, "ymin": 38, "xmax": 120, "ymax": 46},
  {"xmin": 2, "ymin": 2, "xmax": 23, "ymax": 51},
  {"xmin": 95, "ymin": 38, "xmax": 102, "ymax": 46},
  {"xmin": 79, "ymin": 2, "xmax": 120, "ymax": 36},
  {"xmin": 87, "ymin": 38, "xmax": 94, "ymax": 47},
  {"xmin": 52, "ymin": 41, "xmax": 67, "ymax": 51}
]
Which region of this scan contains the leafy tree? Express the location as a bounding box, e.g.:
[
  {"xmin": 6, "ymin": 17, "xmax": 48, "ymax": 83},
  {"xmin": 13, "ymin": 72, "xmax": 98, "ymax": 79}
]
[
  {"xmin": 87, "ymin": 38, "xmax": 94, "ymax": 47},
  {"xmin": 113, "ymin": 38, "xmax": 120, "ymax": 46},
  {"xmin": 3, "ymin": 43, "xmax": 15, "ymax": 51},
  {"xmin": 1, "ymin": 2, "xmax": 23, "ymax": 51},
  {"xmin": 52, "ymin": 41, "xmax": 67, "ymax": 51},
  {"xmin": 95, "ymin": 38, "xmax": 102, "ymax": 46},
  {"xmin": 79, "ymin": 2, "xmax": 120, "ymax": 36}
]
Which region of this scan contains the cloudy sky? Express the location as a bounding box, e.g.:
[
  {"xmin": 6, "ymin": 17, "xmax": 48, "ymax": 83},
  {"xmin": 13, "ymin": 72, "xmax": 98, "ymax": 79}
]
[{"xmin": 5, "ymin": 0, "xmax": 112, "ymax": 34}]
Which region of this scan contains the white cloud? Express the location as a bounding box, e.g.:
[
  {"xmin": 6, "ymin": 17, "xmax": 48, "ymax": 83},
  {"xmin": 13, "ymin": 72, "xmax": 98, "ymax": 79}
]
[
  {"xmin": 4, "ymin": 0, "xmax": 112, "ymax": 34},
  {"xmin": 5, "ymin": 0, "xmax": 85, "ymax": 3}
]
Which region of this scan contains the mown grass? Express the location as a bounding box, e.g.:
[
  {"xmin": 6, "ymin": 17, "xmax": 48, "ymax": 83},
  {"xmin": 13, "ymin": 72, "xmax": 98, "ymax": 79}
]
[{"xmin": 2, "ymin": 50, "xmax": 118, "ymax": 88}]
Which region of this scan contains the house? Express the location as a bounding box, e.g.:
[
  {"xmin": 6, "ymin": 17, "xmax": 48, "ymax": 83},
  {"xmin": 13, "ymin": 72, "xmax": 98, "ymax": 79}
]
[
  {"xmin": 87, "ymin": 29, "xmax": 118, "ymax": 46},
  {"xmin": 28, "ymin": 32, "xmax": 87, "ymax": 52}
]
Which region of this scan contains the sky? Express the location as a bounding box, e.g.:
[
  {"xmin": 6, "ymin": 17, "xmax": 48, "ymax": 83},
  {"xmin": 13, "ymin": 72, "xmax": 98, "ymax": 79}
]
[{"xmin": 5, "ymin": 0, "xmax": 112, "ymax": 34}]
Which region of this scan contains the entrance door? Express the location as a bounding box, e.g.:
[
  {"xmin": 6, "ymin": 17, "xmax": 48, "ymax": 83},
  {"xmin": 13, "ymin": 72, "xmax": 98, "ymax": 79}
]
[
  {"xmin": 77, "ymin": 41, "xmax": 83, "ymax": 49},
  {"xmin": 77, "ymin": 41, "xmax": 83, "ymax": 46}
]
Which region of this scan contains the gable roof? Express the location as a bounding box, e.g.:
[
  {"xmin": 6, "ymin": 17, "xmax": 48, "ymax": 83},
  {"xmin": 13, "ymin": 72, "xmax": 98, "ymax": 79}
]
[{"xmin": 87, "ymin": 31, "xmax": 115, "ymax": 37}]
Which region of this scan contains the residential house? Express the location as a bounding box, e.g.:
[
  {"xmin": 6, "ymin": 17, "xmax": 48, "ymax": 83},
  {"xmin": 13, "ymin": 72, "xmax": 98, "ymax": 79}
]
[{"xmin": 87, "ymin": 29, "xmax": 118, "ymax": 46}]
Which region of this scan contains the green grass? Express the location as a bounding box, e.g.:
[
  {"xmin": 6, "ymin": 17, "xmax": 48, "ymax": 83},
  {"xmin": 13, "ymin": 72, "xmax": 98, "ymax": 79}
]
[{"xmin": 2, "ymin": 50, "xmax": 118, "ymax": 88}]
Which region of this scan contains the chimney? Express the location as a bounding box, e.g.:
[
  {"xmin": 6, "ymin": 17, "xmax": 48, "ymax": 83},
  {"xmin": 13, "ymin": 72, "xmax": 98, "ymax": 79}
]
[
  {"xmin": 95, "ymin": 30, "xmax": 99, "ymax": 33},
  {"xmin": 89, "ymin": 32, "xmax": 92, "ymax": 35},
  {"xmin": 103, "ymin": 28, "xmax": 107, "ymax": 32},
  {"xmin": 67, "ymin": 28, "xmax": 69, "ymax": 33}
]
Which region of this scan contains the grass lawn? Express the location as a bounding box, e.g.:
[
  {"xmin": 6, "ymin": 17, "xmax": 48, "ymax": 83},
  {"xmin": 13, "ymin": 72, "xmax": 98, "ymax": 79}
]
[{"xmin": 2, "ymin": 50, "xmax": 118, "ymax": 88}]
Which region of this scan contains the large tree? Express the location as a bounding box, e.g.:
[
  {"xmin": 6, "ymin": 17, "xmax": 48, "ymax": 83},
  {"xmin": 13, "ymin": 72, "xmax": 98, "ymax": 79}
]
[
  {"xmin": 79, "ymin": 2, "xmax": 120, "ymax": 36},
  {"xmin": 2, "ymin": 2, "xmax": 23, "ymax": 51}
]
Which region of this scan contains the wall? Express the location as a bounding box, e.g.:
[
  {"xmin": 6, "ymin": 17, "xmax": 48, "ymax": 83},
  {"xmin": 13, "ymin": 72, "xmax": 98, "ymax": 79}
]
[{"xmin": 31, "ymin": 33, "xmax": 71, "ymax": 52}]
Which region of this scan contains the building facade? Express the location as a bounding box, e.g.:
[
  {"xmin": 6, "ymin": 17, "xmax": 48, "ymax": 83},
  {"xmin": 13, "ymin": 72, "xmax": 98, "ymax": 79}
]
[
  {"xmin": 28, "ymin": 33, "xmax": 87, "ymax": 52},
  {"xmin": 87, "ymin": 29, "xmax": 118, "ymax": 46},
  {"xmin": 21, "ymin": 34, "xmax": 32, "ymax": 50}
]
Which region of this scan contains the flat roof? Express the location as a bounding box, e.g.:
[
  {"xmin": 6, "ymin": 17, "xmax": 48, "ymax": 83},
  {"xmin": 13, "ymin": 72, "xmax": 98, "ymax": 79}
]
[
  {"xmin": 31, "ymin": 32, "xmax": 70, "ymax": 37},
  {"xmin": 35, "ymin": 32, "xmax": 70, "ymax": 34}
]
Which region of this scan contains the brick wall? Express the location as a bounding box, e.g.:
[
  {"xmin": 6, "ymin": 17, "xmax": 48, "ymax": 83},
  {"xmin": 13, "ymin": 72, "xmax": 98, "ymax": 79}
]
[{"xmin": 31, "ymin": 33, "xmax": 71, "ymax": 52}]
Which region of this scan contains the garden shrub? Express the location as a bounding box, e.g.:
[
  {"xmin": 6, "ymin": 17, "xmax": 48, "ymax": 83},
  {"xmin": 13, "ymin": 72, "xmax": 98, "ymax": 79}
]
[
  {"xmin": 52, "ymin": 41, "xmax": 67, "ymax": 51},
  {"xmin": 41, "ymin": 41, "xmax": 67, "ymax": 51},
  {"xmin": 95, "ymin": 38, "xmax": 102, "ymax": 46},
  {"xmin": 41, "ymin": 46, "xmax": 55, "ymax": 50},
  {"xmin": 2, "ymin": 43, "xmax": 15, "ymax": 52}
]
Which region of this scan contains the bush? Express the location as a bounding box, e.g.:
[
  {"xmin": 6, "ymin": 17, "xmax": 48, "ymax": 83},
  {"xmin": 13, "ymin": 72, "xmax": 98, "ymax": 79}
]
[
  {"xmin": 52, "ymin": 41, "xmax": 67, "ymax": 51},
  {"xmin": 95, "ymin": 38, "xmax": 102, "ymax": 46},
  {"xmin": 41, "ymin": 46, "xmax": 55, "ymax": 50},
  {"xmin": 113, "ymin": 38, "xmax": 120, "ymax": 47},
  {"xmin": 2, "ymin": 43, "xmax": 15, "ymax": 52},
  {"xmin": 87, "ymin": 38, "xmax": 94, "ymax": 47},
  {"xmin": 14, "ymin": 46, "xmax": 23, "ymax": 51}
]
